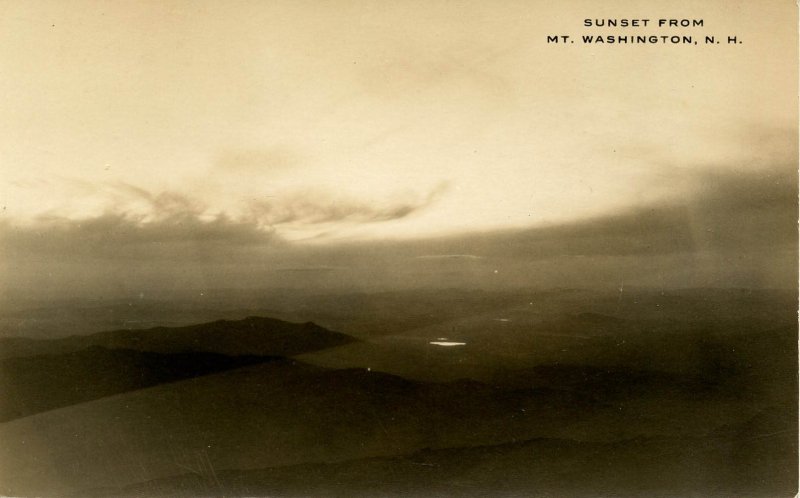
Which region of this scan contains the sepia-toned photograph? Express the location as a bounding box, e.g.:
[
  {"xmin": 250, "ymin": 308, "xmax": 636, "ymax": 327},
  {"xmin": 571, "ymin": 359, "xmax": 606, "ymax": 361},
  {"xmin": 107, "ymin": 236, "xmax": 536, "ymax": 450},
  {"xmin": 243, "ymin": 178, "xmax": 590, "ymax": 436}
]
[{"xmin": 0, "ymin": 0, "xmax": 797, "ymax": 496}]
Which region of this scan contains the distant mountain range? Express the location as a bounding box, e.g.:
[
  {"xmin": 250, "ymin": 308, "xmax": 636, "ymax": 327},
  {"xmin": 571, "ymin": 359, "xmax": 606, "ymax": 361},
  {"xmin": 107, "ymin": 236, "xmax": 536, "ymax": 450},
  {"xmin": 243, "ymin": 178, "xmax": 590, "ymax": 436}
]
[{"xmin": 0, "ymin": 316, "xmax": 356, "ymax": 359}]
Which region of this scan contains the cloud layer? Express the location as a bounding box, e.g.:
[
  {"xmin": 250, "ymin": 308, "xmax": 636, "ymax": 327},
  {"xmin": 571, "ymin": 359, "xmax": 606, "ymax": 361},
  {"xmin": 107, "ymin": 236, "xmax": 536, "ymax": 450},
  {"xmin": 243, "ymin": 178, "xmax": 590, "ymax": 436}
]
[
  {"xmin": 0, "ymin": 181, "xmax": 447, "ymax": 258},
  {"xmin": 2, "ymin": 165, "xmax": 793, "ymax": 297}
]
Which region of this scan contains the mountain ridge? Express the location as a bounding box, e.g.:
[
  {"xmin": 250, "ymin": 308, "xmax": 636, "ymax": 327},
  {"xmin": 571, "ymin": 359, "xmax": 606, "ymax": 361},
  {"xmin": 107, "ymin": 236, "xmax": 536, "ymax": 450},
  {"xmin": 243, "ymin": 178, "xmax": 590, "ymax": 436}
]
[{"xmin": 0, "ymin": 315, "xmax": 356, "ymax": 360}]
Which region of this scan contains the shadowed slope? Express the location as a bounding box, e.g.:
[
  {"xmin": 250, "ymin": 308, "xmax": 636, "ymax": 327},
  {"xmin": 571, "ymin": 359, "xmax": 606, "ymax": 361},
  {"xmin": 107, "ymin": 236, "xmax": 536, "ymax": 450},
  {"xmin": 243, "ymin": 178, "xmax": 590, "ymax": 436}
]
[{"xmin": 0, "ymin": 346, "xmax": 279, "ymax": 422}]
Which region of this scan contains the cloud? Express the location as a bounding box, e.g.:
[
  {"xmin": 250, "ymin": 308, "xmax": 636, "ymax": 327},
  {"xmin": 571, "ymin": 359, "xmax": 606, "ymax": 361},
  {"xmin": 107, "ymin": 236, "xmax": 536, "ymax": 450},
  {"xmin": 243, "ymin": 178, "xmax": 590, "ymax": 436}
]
[
  {"xmin": 0, "ymin": 213, "xmax": 279, "ymax": 261},
  {"xmin": 246, "ymin": 182, "xmax": 447, "ymax": 227},
  {"xmin": 1, "ymin": 166, "xmax": 793, "ymax": 295},
  {"xmin": 0, "ymin": 182, "xmax": 448, "ymax": 259},
  {"xmin": 1, "ymin": 183, "xmax": 274, "ymax": 259},
  {"xmin": 299, "ymin": 165, "xmax": 796, "ymax": 290},
  {"xmin": 429, "ymin": 165, "xmax": 798, "ymax": 261},
  {"xmin": 681, "ymin": 166, "xmax": 797, "ymax": 251}
]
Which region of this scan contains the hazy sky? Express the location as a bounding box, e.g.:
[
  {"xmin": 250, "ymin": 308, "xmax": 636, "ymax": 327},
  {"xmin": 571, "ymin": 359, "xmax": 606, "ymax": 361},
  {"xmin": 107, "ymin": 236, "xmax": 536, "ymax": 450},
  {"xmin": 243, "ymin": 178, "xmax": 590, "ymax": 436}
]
[
  {"xmin": 2, "ymin": 0, "xmax": 796, "ymax": 238},
  {"xmin": 0, "ymin": 0, "xmax": 797, "ymax": 297}
]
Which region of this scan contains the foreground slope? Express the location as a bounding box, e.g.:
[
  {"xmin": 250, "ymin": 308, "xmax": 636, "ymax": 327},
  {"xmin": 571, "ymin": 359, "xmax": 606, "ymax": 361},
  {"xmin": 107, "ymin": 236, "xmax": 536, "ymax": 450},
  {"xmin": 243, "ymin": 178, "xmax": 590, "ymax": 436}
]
[
  {"xmin": 1, "ymin": 350, "xmax": 793, "ymax": 496},
  {"xmin": 81, "ymin": 410, "xmax": 796, "ymax": 498}
]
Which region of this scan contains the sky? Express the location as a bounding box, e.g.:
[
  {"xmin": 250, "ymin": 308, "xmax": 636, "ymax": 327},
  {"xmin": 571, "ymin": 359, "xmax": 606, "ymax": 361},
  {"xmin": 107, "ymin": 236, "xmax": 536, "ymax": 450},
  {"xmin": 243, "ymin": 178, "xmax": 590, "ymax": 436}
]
[{"xmin": 0, "ymin": 0, "xmax": 797, "ymax": 297}]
